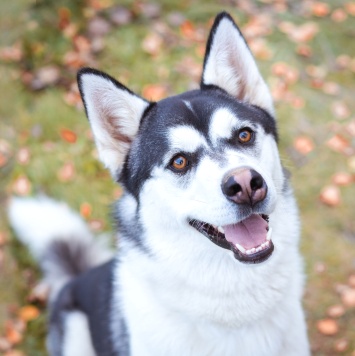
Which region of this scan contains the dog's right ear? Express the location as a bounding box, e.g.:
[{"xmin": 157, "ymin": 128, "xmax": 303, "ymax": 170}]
[{"xmin": 77, "ymin": 68, "xmax": 150, "ymax": 176}]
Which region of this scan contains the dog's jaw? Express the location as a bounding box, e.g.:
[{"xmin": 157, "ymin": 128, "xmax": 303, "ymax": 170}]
[{"xmin": 189, "ymin": 214, "xmax": 274, "ymax": 264}]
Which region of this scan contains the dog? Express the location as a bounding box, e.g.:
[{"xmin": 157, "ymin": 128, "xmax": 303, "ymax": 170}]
[{"xmin": 8, "ymin": 12, "xmax": 310, "ymax": 356}]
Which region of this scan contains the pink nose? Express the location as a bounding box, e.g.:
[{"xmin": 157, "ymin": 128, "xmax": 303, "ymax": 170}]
[{"xmin": 221, "ymin": 168, "xmax": 267, "ymax": 206}]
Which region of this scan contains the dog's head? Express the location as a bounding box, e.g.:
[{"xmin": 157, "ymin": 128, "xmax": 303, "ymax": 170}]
[{"xmin": 78, "ymin": 12, "xmax": 287, "ymax": 264}]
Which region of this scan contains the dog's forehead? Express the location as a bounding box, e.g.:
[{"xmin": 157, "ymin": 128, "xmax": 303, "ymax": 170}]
[{"xmin": 142, "ymin": 89, "xmax": 276, "ymax": 143}]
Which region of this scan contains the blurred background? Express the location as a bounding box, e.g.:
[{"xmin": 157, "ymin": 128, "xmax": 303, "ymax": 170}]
[{"xmin": 0, "ymin": 0, "xmax": 354, "ymax": 355}]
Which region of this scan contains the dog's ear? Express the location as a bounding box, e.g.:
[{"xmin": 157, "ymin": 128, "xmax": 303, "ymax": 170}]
[
  {"xmin": 77, "ymin": 68, "xmax": 150, "ymax": 176},
  {"xmin": 201, "ymin": 12, "xmax": 274, "ymax": 116}
]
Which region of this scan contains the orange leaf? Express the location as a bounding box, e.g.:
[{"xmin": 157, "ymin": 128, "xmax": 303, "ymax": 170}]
[
  {"xmin": 327, "ymin": 305, "xmax": 345, "ymax": 318},
  {"xmin": 341, "ymin": 288, "xmax": 355, "ymax": 307},
  {"xmin": 60, "ymin": 128, "xmax": 77, "ymax": 143},
  {"xmin": 5, "ymin": 322, "xmax": 22, "ymax": 345},
  {"xmin": 334, "ymin": 339, "xmax": 349, "ymax": 353},
  {"xmin": 12, "ymin": 176, "xmax": 31, "ymax": 196},
  {"xmin": 319, "ymin": 185, "xmax": 341, "ymax": 206},
  {"xmin": 180, "ymin": 20, "xmax": 196, "ymax": 40},
  {"xmin": 331, "ymin": 101, "xmax": 350, "ymax": 120},
  {"xmin": 57, "ymin": 162, "xmax": 75, "ymax": 182},
  {"xmin": 344, "ymin": 2, "xmax": 355, "ymax": 16},
  {"xmin": 142, "ymin": 84, "xmax": 167, "ymax": 101},
  {"xmin": 18, "ymin": 305, "xmax": 40, "ymax": 322},
  {"xmin": 312, "ymin": 2, "xmax": 330, "ymax": 17},
  {"xmin": 317, "ymin": 319, "xmax": 339, "ymax": 335},
  {"xmin": 326, "ymin": 134, "xmax": 351, "ymax": 154},
  {"xmin": 80, "ymin": 202, "xmax": 92, "ymax": 218},
  {"xmin": 293, "ymin": 136, "xmax": 314, "ymax": 155},
  {"xmin": 331, "ymin": 8, "xmax": 348, "ymax": 22},
  {"xmin": 332, "ymin": 172, "xmax": 353, "ymax": 186},
  {"xmin": 349, "ymin": 274, "xmax": 355, "ymax": 287}
]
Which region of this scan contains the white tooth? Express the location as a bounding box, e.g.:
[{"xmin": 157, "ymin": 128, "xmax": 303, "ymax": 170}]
[
  {"xmin": 266, "ymin": 228, "xmax": 273, "ymax": 241},
  {"xmin": 251, "ymin": 248, "xmax": 256, "ymax": 254},
  {"xmin": 235, "ymin": 244, "xmax": 246, "ymax": 253},
  {"xmin": 256, "ymin": 247, "xmax": 262, "ymax": 252},
  {"xmin": 265, "ymin": 240, "xmax": 270, "ymax": 246},
  {"xmin": 217, "ymin": 226, "xmax": 225, "ymax": 234}
]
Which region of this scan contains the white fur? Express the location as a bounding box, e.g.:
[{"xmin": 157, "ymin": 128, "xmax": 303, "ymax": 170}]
[
  {"xmin": 79, "ymin": 73, "xmax": 149, "ymax": 175},
  {"xmin": 202, "ymin": 16, "xmax": 274, "ymax": 116},
  {"xmin": 169, "ymin": 125, "xmax": 207, "ymax": 153},
  {"xmin": 63, "ymin": 311, "xmax": 96, "ymax": 356},
  {"xmin": 8, "ymin": 196, "xmax": 112, "ymax": 300},
  {"xmin": 209, "ymin": 108, "xmax": 238, "ymax": 144}
]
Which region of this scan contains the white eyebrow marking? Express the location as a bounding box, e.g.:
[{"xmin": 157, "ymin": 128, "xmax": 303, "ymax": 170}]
[
  {"xmin": 168, "ymin": 125, "xmax": 206, "ymax": 153},
  {"xmin": 209, "ymin": 108, "xmax": 238, "ymax": 145},
  {"xmin": 183, "ymin": 100, "xmax": 195, "ymax": 114}
]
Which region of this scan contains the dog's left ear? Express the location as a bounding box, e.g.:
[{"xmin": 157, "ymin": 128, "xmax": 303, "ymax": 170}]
[
  {"xmin": 201, "ymin": 12, "xmax": 274, "ymax": 116},
  {"xmin": 77, "ymin": 68, "xmax": 151, "ymax": 176}
]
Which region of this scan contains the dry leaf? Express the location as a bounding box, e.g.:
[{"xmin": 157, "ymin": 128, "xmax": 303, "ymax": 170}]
[
  {"xmin": 334, "ymin": 339, "xmax": 349, "ymax": 353},
  {"xmin": 5, "ymin": 321, "xmax": 22, "ymax": 345},
  {"xmin": 332, "ymin": 172, "xmax": 353, "ymax": 186},
  {"xmin": 0, "ymin": 337, "xmax": 11, "ymax": 352},
  {"xmin": 88, "ymin": 17, "xmax": 111, "ymax": 37},
  {"xmin": 31, "ymin": 66, "xmax": 60, "ymax": 90},
  {"xmin": 0, "ymin": 231, "xmax": 7, "ymax": 246},
  {"xmin": 142, "ymin": 33, "xmax": 163, "ymax": 56},
  {"xmin": 0, "ymin": 43, "xmax": 23, "ymax": 62},
  {"xmin": 73, "ymin": 35, "xmax": 91, "ymax": 54},
  {"xmin": 327, "ymin": 305, "xmax": 345, "ymax": 318},
  {"xmin": 346, "ymin": 120, "xmax": 355, "ymax": 137},
  {"xmin": 317, "ymin": 319, "xmax": 339, "ymax": 335},
  {"xmin": 312, "ymin": 2, "xmax": 331, "ymax": 17},
  {"xmin": 142, "ymin": 84, "xmax": 167, "ymax": 101},
  {"xmin": 345, "ymin": 2, "xmax": 355, "ymax": 16},
  {"xmin": 109, "ymin": 6, "xmax": 132, "ymax": 26},
  {"xmin": 349, "ymin": 274, "xmax": 355, "ymax": 287},
  {"xmin": 17, "ymin": 147, "xmax": 30, "ymax": 165},
  {"xmin": 348, "ymin": 157, "xmax": 355, "ymax": 173},
  {"xmin": 80, "ymin": 202, "xmax": 92, "ymax": 218},
  {"xmin": 336, "ymin": 54, "xmax": 351, "ymax": 69},
  {"xmin": 18, "ymin": 305, "xmax": 40, "ymax": 322},
  {"xmin": 58, "ymin": 162, "xmax": 75, "ymax": 182},
  {"xmin": 293, "ymin": 136, "xmax": 314, "ymax": 155},
  {"xmin": 60, "ymin": 128, "xmax": 77, "ymax": 143},
  {"xmin": 341, "ymin": 288, "xmax": 355, "ymax": 307},
  {"xmin": 288, "ymin": 22, "xmax": 319, "ymax": 43},
  {"xmin": 331, "ymin": 8, "xmax": 348, "ymax": 22},
  {"xmin": 12, "ymin": 176, "xmax": 31, "ymax": 196},
  {"xmin": 320, "ymin": 185, "xmax": 341, "ymax": 206},
  {"xmin": 331, "ymin": 101, "xmax": 350, "ymax": 120},
  {"xmin": 306, "ymin": 65, "xmax": 327, "ymax": 79},
  {"xmin": 249, "ymin": 38, "xmax": 273, "ymax": 60},
  {"xmin": 4, "ymin": 351, "xmax": 25, "ymax": 356},
  {"xmin": 89, "ymin": 219, "xmax": 104, "ymax": 231},
  {"xmin": 326, "ymin": 134, "xmax": 351, "ymax": 154},
  {"xmin": 323, "ymin": 82, "xmax": 340, "ymax": 95},
  {"xmin": 296, "ymin": 44, "xmax": 312, "ymax": 57}
]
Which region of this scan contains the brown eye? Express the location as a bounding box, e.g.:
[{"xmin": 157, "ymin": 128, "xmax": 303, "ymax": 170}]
[
  {"xmin": 171, "ymin": 155, "xmax": 189, "ymax": 171},
  {"xmin": 238, "ymin": 128, "xmax": 253, "ymax": 143}
]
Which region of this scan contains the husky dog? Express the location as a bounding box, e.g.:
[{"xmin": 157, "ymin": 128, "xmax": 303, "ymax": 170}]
[{"xmin": 8, "ymin": 12, "xmax": 309, "ymax": 356}]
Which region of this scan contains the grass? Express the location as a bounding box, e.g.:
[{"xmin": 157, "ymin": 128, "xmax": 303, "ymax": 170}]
[{"xmin": 0, "ymin": 0, "xmax": 355, "ymax": 354}]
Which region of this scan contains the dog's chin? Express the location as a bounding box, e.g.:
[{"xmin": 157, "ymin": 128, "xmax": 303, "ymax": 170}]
[{"xmin": 189, "ymin": 214, "xmax": 274, "ymax": 264}]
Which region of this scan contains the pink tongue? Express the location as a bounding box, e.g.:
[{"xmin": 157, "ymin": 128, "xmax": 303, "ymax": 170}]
[{"xmin": 223, "ymin": 215, "xmax": 268, "ymax": 249}]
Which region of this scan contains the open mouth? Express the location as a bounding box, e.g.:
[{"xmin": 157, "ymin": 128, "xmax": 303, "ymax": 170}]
[{"xmin": 189, "ymin": 214, "xmax": 274, "ymax": 264}]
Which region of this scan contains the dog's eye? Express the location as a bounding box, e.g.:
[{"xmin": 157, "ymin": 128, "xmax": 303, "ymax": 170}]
[
  {"xmin": 170, "ymin": 155, "xmax": 189, "ymax": 172},
  {"xmin": 238, "ymin": 128, "xmax": 254, "ymax": 143}
]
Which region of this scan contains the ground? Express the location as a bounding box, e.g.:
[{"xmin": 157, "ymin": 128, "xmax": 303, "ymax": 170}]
[{"xmin": 0, "ymin": 0, "xmax": 354, "ymax": 355}]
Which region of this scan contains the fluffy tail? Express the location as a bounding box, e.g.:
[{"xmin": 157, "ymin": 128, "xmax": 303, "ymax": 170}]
[{"xmin": 8, "ymin": 196, "xmax": 113, "ymax": 302}]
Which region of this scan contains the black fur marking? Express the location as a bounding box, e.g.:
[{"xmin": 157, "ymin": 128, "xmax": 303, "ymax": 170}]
[
  {"xmin": 49, "ymin": 260, "xmax": 128, "ymax": 355},
  {"xmin": 119, "ymin": 87, "xmax": 277, "ymax": 198}
]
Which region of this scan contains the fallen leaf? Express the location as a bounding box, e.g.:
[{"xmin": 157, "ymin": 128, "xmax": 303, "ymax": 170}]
[
  {"xmin": 57, "ymin": 162, "xmax": 75, "ymax": 182},
  {"xmin": 348, "ymin": 157, "xmax": 355, "ymax": 173},
  {"xmin": 327, "ymin": 305, "xmax": 345, "ymax": 318},
  {"xmin": 142, "ymin": 84, "xmax": 167, "ymax": 101},
  {"xmin": 331, "ymin": 101, "xmax": 350, "ymax": 120},
  {"xmin": 17, "ymin": 147, "xmax": 30, "ymax": 165},
  {"xmin": 60, "ymin": 128, "xmax": 77, "ymax": 143},
  {"xmin": 142, "ymin": 33, "xmax": 163, "ymax": 56},
  {"xmin": 80, "ymin": 202, "xmax": 92, "ymax": 218},
  {"xmin": 319, "ymin": 185, "xmax": 341, "ymax": 206},
  {"xmin": 109, "ymin": 6, "xmax": 132, "ymax": 26},
  {"xmin": 312, "ymin": 2, "xmax": 331, "ymax": 17},
  {"xmin": 12, "ymin": 176, "xmax": 31, "ymax": 196},
  {"xmin": 341, "ymin": 288, "xmax": 355, "ymax": 307},
  {"xmin": 136, "ymin": 2, "xmax": 161, "ymax": 19},
  {"xmin": 315, "ymin": 262, "xmax": 326, "ymax": 273},
  {"xmin": 287, "ymin": 22, "xmax": 319, "ymax": 43},
  {"xmin": 0, "ymin": 43, "xmax": 22, "ymax": 62},
  {"xmin": 293, "ymin": 136, "xmax": 314, "ymax": 155},
  {"xmin": 332, "ymin": 172, "xmax": 353, "ymax": 186},
  {"xmin": 88, "ymin": 17, "xmax": 111, "ymax": 37},
  {"xmin": 296, "ymin": 44, "xmax": 312, "ymax": 57},
  {"xmin": 30, "ymin": 65, "xmax": 60, "ymax": 90},
  {"xmin": 4, "ymin": 351, "xmax": 25, "ymax": 356},
  {"xmin": 18, "ymin": 305, "xmax": 40, "ymax": 322},
  {"xmin": 0, "ymin": 231, "xmax": 7, "ymax": 246},
  {"xmin": 249, "ymin": 38, "xmax": 273, "ymax": 60},
  {"xmin": 0, "ymin": 337, "xmax": 11, "ymax": 352},
  {"xmin": 331, "ymin": 8, "xmax": 348, "ymax": 22},
  {"xmin": 344, "ymin": 2, "xmax": 355, "ymax": 16},
  {"xmin": 89, "ymin": 219, "xmax": 104, "ymax": 231},
  {"xmin": 317, "ymin": 319, "xmax": 339, "ymax": 335},
  {"xmin": 323, "ymin": 82, "xmax": 340, "ymax": 95},
  {"xmin": 5, "ymin": 321, "xmax": 22, "ymax": 345},
  {"xmin": 73, "ymin": 35, "xmax": 91, "ymax": 54},
  {"xmin": 326, "ymin": 134, "xmax": 351, "ymax": 155},
  {"xmin": 349, "ymin": 274, "xmax": 355, "ymax": 287},
  {"xmin": 306, "ymin": 65, "xmax": 327, "ymax": 79},
  {"xmin": 334, "ymin": 339, "xmax": 349, "ymax": 353},
  {"xmin": 336, "ymin": 55, "xmax": 351, "ymax": 69}
]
